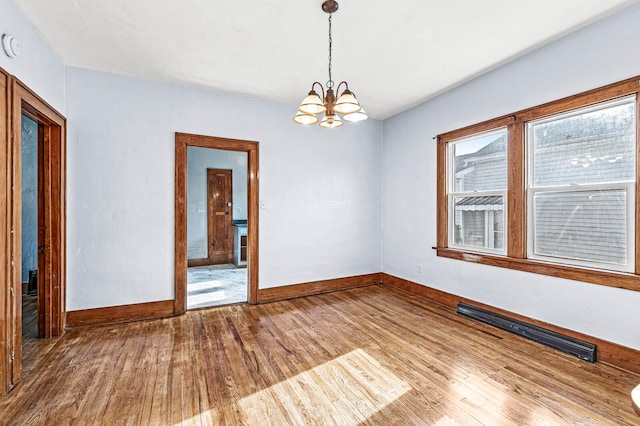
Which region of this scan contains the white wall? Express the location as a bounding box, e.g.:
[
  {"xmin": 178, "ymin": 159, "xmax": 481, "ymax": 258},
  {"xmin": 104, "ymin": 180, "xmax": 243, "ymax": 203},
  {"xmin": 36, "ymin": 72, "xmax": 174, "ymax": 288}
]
[
  {"xmin": 65, "ymin": 67, "xmax": 382, "ymax": 310},
  {"xmin": 0, "ymin": 0, "xmax": 65, "ymax": 114},
  {"xmin": 187, "ymin": 147, "xmax": 248, "ymax": 259},
  {"xmin": 1, "ymin": 0, "xmax": 64, "ymax": 281},
  {"xmin": 382, "ymin": 2, "xmax": 640, "ymax": 350}
]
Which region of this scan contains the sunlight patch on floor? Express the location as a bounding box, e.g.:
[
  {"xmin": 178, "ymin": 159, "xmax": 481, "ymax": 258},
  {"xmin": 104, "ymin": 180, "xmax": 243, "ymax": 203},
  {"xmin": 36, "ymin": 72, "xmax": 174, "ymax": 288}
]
[
  {"xmin": 433, "ymin": 416, "xmax": 462, "ymax": 425},
  {"xmin": 237, "ymin": 348, "xmax": 412, "ymax": 424},
  {"xmin": 188, "ymin": 280, "xmax": 225, "ymax": 291},
  {"xmin": 443, "ymin": 361, "xmax": 526, "ymax": 424}
]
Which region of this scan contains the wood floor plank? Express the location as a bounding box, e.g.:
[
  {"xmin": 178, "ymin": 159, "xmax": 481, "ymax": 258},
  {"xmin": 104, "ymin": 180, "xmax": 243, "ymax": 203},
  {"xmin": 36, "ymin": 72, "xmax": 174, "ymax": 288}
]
[{"xmin": 3, "ymin": 285, "xmax": 639, "ymax": 425}]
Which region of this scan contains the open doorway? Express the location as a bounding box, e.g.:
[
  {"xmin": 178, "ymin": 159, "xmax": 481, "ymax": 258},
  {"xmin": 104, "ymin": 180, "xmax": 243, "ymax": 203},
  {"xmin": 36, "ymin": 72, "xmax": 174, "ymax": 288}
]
[
  {"xmin": 1, "ymin": 74, "xmax": 66, "ymax": 394},
  {"xmin": 186, "ymin": 149, "xmax": 248, "ymax": 309},
  {"xmin": 20, "ymin": 114, "xmax": 41, "ymax": 340},
  {"xmin": 174, "ymin": 133, "xmax": 259, "ymax": 315}
]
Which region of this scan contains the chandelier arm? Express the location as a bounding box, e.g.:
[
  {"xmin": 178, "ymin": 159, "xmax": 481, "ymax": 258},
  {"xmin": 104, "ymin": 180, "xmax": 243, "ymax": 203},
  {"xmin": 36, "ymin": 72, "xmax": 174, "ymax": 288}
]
[
  {"xmin": 336, "ymin": 81, "xmax": 349, "ymax": 97},
  {"xmin": 311, "ymin": 81, "xmax": 325, "ymax": 101}
]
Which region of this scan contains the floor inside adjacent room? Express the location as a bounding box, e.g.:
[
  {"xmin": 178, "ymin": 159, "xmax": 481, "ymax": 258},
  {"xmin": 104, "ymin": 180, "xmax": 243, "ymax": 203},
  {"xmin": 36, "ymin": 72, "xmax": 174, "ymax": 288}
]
[
  {"xmin": 21, "ymin": 294, "xmax": 38, "ymax": 340},
  {"xmin": 187, "ymin": 264, "xmax": 247, "ymax": 310}
]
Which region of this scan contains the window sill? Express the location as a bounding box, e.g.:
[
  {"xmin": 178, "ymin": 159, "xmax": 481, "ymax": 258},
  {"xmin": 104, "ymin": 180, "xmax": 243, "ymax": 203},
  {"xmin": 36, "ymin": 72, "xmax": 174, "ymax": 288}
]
[{"xmin": 435, "ymin": 247, "xmax": 640, "ymax": 292}]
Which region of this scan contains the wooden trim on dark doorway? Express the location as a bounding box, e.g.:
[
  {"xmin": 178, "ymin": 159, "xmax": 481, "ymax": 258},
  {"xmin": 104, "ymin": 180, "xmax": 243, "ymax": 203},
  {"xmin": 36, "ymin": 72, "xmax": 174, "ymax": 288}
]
[
  {"xmin": 0, "ymin": 70, "xmax": 66, "ymax": 395},
  {"xmin": 0, "ymin": 68, "xmax": 12, "ymax": 395},
  {"xmin": 174, "ymin": 133, "xmax": 259, "ymax": 315},
  {"xmin": 13, "ymin": 79, "xmax": 67, "ymax": 340}
]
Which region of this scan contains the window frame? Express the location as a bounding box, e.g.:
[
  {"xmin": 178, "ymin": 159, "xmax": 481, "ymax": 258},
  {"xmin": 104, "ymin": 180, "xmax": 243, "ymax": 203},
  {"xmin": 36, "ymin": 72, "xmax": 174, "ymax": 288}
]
[
  {"xmin": 526, "ymin": 96, "xmax": 636, "ymax": 272},
  {"xmin": 436, "ymin": 75, "xmax": 640, "ymax": 293},
  {"xmin": 447, "ymin": 128, "xmax": 508, "ymax": 255}
]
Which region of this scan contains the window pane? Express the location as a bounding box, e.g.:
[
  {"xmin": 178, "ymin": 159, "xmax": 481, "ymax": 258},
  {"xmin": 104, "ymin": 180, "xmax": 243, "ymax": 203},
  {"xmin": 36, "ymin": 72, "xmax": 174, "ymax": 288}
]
[
  {"xmin": 452, "ymin": 130, "xmax": 507, "ymax": 192},
  {"xmin": 533, "ymin": 190, "xmax": 627, "ymax": 265},
  {"xmin": 531, "ymin": 99, "xmax": 635, "ymax": 187},
  {"xmin": 453, "ymin": 196, "xmax": 504, "ymax": 250}
]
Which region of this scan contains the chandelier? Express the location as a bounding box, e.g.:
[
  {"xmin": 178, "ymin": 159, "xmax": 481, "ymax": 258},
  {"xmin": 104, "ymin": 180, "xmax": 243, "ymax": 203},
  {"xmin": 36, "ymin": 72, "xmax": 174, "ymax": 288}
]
[{"xmin": 293, "ymin": 0, "xmax": 368, "ymax": 128}]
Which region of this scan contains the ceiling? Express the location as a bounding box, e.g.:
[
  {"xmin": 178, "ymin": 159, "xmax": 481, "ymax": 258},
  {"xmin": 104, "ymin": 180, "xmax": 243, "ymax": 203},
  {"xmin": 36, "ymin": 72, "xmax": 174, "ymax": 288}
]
[{"xmin": 14, "ymin": 0, "xmax": 639, "ymax": 120}]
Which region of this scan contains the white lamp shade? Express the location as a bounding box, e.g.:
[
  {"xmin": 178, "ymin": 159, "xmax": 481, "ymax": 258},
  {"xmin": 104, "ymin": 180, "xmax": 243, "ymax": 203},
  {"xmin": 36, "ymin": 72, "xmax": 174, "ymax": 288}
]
[
  {"xmin": 343, "ymin": 108, "xmax": 368, "ymax": 122},
  {"xmin": 293, "ymin": 111, "xmax": 319, "ymax": 125},
  {"xmin": 319, "ymin": 114, "xmax": 343, "ymax": 128},
  {"xmin": 298, "ymin": 93, "xmax": 326, "ymax": 115},
  {"xmin": 334, "ymin": 91, "xmax": 361, "ymax": 114}
]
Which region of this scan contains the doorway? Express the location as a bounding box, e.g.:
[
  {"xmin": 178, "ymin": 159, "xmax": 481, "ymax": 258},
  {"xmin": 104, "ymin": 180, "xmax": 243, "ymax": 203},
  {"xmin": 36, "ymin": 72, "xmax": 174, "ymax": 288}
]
[
  {"xmin": 1, "ymin": 74, "xmax": 66, "ymax": 395},
  {"xmin": 174, "ymin": 133, "xmax": 259, "ymax": 315},
  {"xmin": 186, "ymin": 151, "xmax": 247, "ymax": 309},
  {"xmin": 20, "ymin": 114, "xmax": 42, "ymax": 340}
]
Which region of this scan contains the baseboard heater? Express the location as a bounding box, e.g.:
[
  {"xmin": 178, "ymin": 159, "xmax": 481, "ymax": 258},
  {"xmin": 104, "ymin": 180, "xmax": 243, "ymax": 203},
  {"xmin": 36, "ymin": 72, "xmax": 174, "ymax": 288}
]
[{"xmin": 456, "ymin": 302, "xmax": 597, "ymax": 362}]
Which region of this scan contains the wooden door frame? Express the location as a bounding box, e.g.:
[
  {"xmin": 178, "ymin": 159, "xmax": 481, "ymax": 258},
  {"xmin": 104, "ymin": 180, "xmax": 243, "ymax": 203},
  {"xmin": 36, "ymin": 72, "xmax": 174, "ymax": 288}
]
[
  {"xmin": 207, "ymin": 168, "xmax": 233, "ymax": 265},
  {"xmin": 1, "ymin": 73, "xmax": 66, "ymax": 394},
  {"xmin": 1, "ymin": 68, "xmax": 11, "ymax": 395},
  {"xmin": 174, "ymin": 133, "xmax": 259, "ymax": 314}
]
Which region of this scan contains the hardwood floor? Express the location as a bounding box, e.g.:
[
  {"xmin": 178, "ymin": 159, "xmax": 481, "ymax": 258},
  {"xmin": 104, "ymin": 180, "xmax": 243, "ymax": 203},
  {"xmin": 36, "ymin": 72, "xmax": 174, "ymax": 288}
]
[
  {"xmin": 22, "ymin": 295, "xmax": 38, "ymax": 339},
  {"xmin": 2, "ymin": 285, "xmax": 639, "ymax": 425}
]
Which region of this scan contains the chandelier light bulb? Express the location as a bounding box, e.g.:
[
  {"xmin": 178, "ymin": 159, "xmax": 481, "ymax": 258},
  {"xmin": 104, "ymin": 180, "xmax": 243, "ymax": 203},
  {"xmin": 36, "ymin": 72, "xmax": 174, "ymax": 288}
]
[
  {"xmin": 334, "ymin": 90, "xmax": 361, "ymax": 114},
  {"xmin": 343, "ymin": 108, "xmax": 368, "ymax": 123},
  {"xmin": 298, "ymin": 90, "xmax": 326, "ymax": 115},
  {"xmin": 293, "ymin": 110, "xmax": 320, "ymax": 125},
  {"xmin": 319, "ymin": 114, "xmax": 343, "ymax": 128}
]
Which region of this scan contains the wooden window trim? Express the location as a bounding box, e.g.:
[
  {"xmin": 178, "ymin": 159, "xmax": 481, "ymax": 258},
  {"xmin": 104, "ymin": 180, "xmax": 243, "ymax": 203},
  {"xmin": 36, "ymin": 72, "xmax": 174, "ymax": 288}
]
[{"xmin": 436, "ymin": 75, "xmax": 640, "ymax": 292}]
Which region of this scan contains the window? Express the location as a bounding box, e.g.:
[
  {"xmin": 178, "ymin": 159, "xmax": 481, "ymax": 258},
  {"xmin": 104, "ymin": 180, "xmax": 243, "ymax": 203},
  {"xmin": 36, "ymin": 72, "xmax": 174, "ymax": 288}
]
[
  {"xmin": 527, "ymin": 97, "xmax": 636, "ymax": 272},
  {"xmin": 448, "ymin": 129, "xmax": 507, "ymax": 254},
  {"xmin": 437, "ymin": 76, "xmax": 640, "ymax": 292}
]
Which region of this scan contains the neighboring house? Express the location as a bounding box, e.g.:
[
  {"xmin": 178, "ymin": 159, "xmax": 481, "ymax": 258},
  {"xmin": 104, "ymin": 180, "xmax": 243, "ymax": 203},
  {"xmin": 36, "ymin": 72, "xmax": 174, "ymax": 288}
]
[{"xmin": 453, "ymin": 134, "xmax": 506, "ymax": 250}]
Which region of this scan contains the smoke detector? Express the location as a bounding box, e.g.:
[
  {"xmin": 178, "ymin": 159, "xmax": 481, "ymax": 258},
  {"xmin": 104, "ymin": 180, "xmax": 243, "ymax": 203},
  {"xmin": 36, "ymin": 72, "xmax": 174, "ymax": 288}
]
[{"xmin": 2, "ymin": 34, "xmax": 21, "ymax": 58}]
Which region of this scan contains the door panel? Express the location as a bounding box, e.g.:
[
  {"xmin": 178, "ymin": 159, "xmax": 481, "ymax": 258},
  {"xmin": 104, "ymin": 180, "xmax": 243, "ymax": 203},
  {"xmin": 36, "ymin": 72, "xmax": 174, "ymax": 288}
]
[{"xmin": 207, "ymin": 169, "xmax": 233, "ymax": 264}]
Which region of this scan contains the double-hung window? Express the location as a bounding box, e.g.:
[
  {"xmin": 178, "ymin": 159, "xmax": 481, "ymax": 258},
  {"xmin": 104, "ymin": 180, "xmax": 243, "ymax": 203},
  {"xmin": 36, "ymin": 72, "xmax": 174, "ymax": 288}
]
[
  {"xmin": 448, "ymin": 129, "xmax": 507, "ymax": 254},
  {"xmin": 437, "ymin": 76, "xmax": 640, "ymax": 291},
  {"xmin": 527, "ymin": 97, "xmax": 636, "ymax": 272}
]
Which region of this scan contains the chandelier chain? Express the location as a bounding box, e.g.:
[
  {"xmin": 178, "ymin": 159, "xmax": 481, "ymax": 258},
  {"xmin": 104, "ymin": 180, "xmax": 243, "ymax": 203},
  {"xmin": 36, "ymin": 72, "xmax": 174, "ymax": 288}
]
[{"xmin": 327, "ymin": 14, "xmax": 333, "ymax": 88}]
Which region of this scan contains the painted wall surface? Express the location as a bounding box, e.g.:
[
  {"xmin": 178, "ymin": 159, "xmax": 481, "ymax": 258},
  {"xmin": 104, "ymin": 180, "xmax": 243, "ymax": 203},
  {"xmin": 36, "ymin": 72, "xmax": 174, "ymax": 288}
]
[
  {"xmin": 20, "ymin": 114, "xmax": 37, "ymax": 283},
  {"xmin": 382, "ymin": 2, "xmax": 640, "ymax": 350},
  {"xmin": 187, "ymin": 147, "xmax": 248, "ymax": 259},
  {"xmin": 0, "ymin": 0, "xmax": 66, "ymax": 114},
  {"xmin": 65, "ymin": 67, "xmax": 382, "ymax": 310},
  {"xmin": 1, "ymin": 0, "xmax": 64, "ymax": 282}
]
